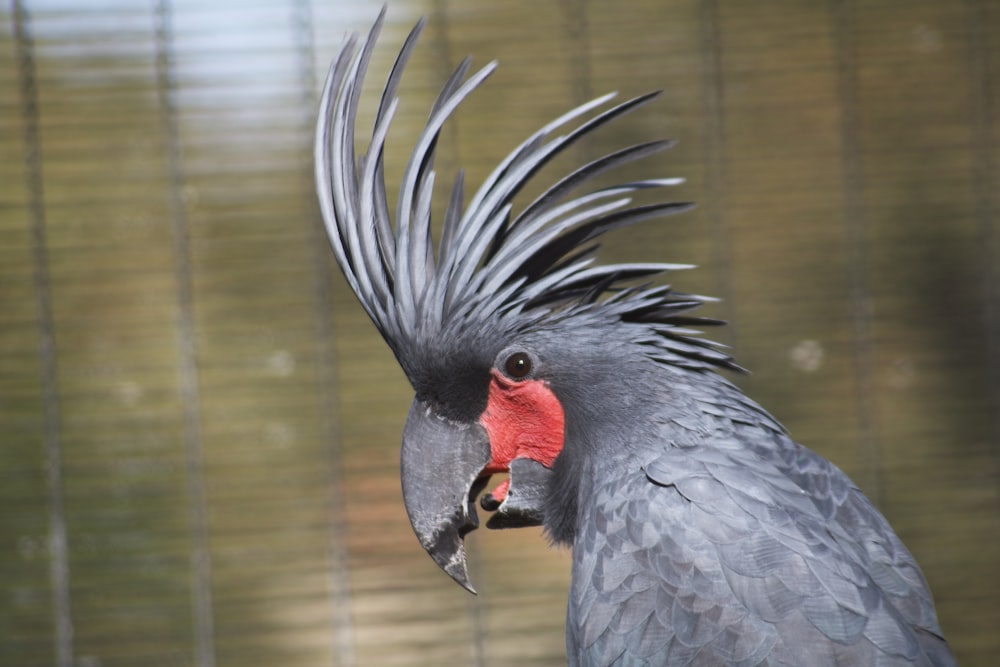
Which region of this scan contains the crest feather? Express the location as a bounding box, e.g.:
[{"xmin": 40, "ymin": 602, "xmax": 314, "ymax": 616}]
[{"xmin": 315, "ymin": 10, "xmax": 741, "ymax": 374}]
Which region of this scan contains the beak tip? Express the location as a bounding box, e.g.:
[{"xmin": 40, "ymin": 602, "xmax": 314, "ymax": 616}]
[
  {"xmin": 427, "ymin": 541, "xmax": 477, "ymax": 594},
  {"xmin": 454, "ymin": 574, "xmax": 478, "ymax": 596}
]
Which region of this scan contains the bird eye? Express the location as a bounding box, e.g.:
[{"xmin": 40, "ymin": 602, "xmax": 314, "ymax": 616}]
[{"xmin": 504, "ymin": 352, "xmax": 532, "ymax": 379}]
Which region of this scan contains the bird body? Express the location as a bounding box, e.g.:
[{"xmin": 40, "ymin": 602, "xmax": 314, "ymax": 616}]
[
  {"xmin": 314, "ymin": 11, "xmax": 955, "ymax": 666},
  {"xmin": 561, "ymin": 361, "xmax": 948, "ymax": 665}
]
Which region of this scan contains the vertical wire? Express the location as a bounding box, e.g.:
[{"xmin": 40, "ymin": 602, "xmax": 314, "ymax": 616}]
[
  {"xmin": 562, "ymin": 0, "xmax": 594, "ymax": 217},
  {"xmin": 962, "ymin": 0, "xmax": 1000, "ymax": 510},
  {"xmin": 292, "ymin": 1, "xmax": 357, "ymax": 664},
  {"xmin": 698, "ymin": 0, "xmax": 738, "ymax": 350},
  {"xmin": 152, "ymin": 2, "xmax": 216, "ymax": 665},
  {"xmin": 427, "ymin": 3, "xmax": 488, "ymax": 664},
  {"xmin": 562, "ymin": 0, "xmax": 593, "ymax": 107},
  {"xmin": 12, "ymin": 3, "xmax": 74, "ymax": 665},
  {"xmin": 831, "ymin": 0, "xmax": 882, "ymax": 503}
]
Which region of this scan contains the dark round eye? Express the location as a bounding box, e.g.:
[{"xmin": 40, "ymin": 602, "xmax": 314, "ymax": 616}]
[{"xmin": 504, "ymin": 352, "xmax": 532, "ymax": 379}]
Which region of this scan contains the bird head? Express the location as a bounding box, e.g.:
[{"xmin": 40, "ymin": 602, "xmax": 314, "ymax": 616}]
[{"xmin": 314, "ymin": 10, "xmax": 738, "ymax": 593}]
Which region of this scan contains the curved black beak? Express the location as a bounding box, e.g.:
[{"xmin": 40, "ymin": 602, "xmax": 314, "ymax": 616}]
[
  {"xmin": 400, "ymin": 398, "xmax": 491, "ymax": 594},
  {"xmin": 483, "ymin": 457, "xmax": 552, "ymax": 529}
]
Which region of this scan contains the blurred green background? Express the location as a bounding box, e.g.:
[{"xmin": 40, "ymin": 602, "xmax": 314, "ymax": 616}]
[{"xmin": 2, "ymin": 0, "xmax": 998, "ymax": 665}]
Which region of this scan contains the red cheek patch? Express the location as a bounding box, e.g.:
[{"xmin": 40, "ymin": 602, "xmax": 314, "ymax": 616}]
[{"xmin": 479, "ymin": 369, "xmax": 565, "ymax": 477}]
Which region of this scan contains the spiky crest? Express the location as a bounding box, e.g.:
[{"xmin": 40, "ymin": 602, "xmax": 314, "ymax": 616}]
[{"xmin": 315, "ymin": 9, "xmax": 740, "ymax": 377}]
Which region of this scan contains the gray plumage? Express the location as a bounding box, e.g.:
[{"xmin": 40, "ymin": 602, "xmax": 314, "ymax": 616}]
[
  {"xmin": 315, "ymin": 10, "xmax": 955, "ymax": 667},
  {"xmin": 565, "ymin": 362, "xmax": 952, "ymax": 665}
]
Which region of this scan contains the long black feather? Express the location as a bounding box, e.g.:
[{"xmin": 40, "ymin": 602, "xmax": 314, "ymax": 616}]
[{"xmin": 314, "ymin": 11, "xmax": 735, "ymax": 381}]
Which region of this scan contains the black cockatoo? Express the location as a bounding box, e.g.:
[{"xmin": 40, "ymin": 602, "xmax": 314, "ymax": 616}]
[{"xmin": 314, "ymin": 11, "xmax": 955, "ymax": 666}]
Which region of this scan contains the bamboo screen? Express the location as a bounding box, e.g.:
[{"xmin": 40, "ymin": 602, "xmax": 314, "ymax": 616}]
[{"xmin": 2, "ymin": 1, "xmax": 998, "ymax": 665}]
